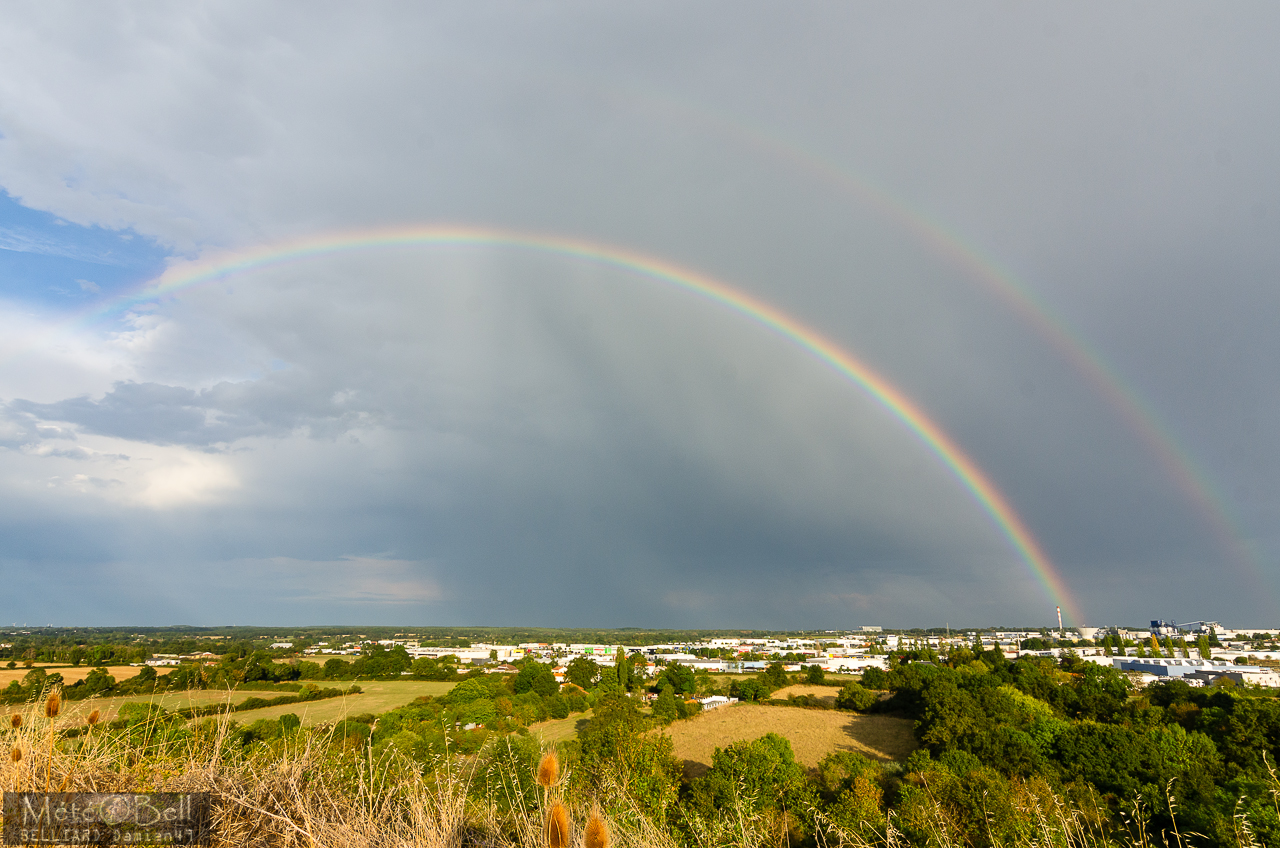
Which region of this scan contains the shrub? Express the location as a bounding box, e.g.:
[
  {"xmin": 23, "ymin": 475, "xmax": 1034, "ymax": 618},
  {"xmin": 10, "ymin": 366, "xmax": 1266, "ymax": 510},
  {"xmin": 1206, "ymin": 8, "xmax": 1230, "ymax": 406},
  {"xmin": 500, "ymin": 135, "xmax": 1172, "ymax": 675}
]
[{"xmin": 835, "ymin": 682, "xmax": 877, "ymax": 711}]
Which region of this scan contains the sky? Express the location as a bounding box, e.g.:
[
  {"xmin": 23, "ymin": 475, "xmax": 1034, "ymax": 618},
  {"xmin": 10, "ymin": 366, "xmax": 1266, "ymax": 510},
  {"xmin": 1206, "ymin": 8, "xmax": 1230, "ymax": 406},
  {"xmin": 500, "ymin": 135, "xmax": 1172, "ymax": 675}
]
[{"xmin": 0, "ymin": 3, "xmax": 1278, "ymax": 629}]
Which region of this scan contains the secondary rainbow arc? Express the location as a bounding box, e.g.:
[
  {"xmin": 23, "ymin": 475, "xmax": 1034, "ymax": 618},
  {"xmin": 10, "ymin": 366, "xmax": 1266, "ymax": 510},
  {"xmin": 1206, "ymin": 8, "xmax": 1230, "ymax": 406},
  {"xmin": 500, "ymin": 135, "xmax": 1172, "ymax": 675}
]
[
  {"xmin": 627, "ymin": 91, "xmax": 1261, "ymax": 594},
  {"xmin": 64, "ymin": 224, "xmax": 1082, "ymax": 624}
]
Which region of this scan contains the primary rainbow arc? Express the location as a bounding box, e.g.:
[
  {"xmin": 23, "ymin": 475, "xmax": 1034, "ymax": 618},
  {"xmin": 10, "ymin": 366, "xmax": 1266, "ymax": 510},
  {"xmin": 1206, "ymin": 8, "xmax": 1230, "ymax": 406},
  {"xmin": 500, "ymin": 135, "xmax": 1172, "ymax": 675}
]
[{"xmin": 71, "ymin": 224, "xmax": 1084, "ymax": 625}]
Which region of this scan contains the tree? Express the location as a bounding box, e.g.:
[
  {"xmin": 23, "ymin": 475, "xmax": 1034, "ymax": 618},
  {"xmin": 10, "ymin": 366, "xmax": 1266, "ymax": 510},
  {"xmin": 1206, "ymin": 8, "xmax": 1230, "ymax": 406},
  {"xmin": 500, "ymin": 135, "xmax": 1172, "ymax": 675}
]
[
  {"xmin": 243, "ymin": 651, "xmax": 275, "ymax": 682},
  {"xmin": 1197, "ymin": 635, "xmax": 1213, "ymax": 660},
  {"xmin": 652, "ymin": 684, "xmax": 680, "ymax": 723},
  {"xmin": 81, "ymin": 667, "xmax": 115, "ymax": 696},
  {"xmin": 614, "ymin": 647, "xmax": 630, "ymax": 690},
  {"xmin": 732, "ymin": 679, "xmax": 769, "ymax": 702},
  {"xmin": 762, "ymin": 661, "xmax": 789, "ymax": 690},
  {"xmin": 687, "ymin": 733, "xmax": 810, "ymax": 817},
  {"xmin": 806, "ymin": 664, "xmax": 826, "ymax": 684},
  {"xmin": 655, "ymin": 662, "xmax": 696, "ymax": 695},
  {"xmin": 565, "ymin": 656, "xmax": 600, "ymax": 690},
  {"xmin": 512, "ymin": 661, "xmax": 558, "ymax": 696},
  {"xmin": 836, "ymin": 682, "xmax": 877, "ymax": 711}
]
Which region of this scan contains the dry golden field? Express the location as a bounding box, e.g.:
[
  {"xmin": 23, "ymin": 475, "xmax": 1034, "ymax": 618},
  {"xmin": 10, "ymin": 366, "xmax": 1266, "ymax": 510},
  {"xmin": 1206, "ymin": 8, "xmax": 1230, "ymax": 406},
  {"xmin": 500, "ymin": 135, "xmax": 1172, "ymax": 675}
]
[
  {"xmin": 663, "ymin": 704, "xmax": 915, "ymax": 777},
  {"xmin": 0, "ymin": 664, "xmax": 142, "ymax": 687},
  {"xmin": 770, "ymin": 683, "xmax": 842, "ymax": 706},
  {"xmin": 5, "ymin": 680, "xmax": 458, "ymax": 729}
]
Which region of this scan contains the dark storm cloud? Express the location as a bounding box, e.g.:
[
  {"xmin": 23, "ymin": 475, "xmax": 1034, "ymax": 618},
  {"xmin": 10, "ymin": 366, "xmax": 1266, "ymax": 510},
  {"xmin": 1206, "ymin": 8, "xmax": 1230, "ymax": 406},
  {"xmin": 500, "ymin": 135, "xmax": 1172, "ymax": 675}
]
[{"xmin": 0, "ymin": 3, "xmax": 1278, "ymax": 626}]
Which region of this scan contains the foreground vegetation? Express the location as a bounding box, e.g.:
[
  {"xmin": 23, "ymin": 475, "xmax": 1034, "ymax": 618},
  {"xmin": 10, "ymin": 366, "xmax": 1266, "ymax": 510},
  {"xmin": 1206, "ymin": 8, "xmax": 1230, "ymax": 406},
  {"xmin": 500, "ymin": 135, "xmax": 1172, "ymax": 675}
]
[
  {"xmin": 6, "ymin": 645, "xmax": 1280, "ymax": 846},
  {"xmin": 0, "ymin": 653, "xmax": 1269, "ymax": 845}
]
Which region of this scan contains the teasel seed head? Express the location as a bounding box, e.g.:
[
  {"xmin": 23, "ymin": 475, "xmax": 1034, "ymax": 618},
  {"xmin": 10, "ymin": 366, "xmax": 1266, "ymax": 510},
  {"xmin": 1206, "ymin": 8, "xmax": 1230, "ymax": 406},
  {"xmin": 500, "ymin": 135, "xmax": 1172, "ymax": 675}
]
[
  {"xmin": 45, "ymin": 693, "xmax": 61, "ymax": 719},
  {"xmin": 545, "ymin": 801, "xmax": 570, "ymax": 848},
  {"xmin": 87, "ymin": 710, "xmax": 100, "ymax": 727},
  {"xmin": 10, "ymin": 747, "xmax": 21, "ymax": 763},
  {"xmin": 537, "ymin": 750, "xmax": 560, "ymax": 787},
  {"xmin": 585, "ymin": 810, "xmax": 610, "ymax": 848},
  {"xmin": 9, "ymin": 714, "xmax": 20, "ymax": 729}
]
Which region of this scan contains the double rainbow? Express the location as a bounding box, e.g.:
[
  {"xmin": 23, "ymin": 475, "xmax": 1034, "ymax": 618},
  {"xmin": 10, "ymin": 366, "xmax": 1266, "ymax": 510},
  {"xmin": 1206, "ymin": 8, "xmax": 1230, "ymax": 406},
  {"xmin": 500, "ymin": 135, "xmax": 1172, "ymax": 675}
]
[{"xmin": 73, "ymin": 224, "xmax": 1082, "ymax": 624}]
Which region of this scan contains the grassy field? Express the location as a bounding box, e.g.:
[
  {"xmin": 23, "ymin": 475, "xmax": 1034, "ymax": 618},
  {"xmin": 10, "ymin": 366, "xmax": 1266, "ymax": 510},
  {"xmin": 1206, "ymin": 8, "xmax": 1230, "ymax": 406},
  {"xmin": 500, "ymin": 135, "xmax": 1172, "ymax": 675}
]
[
  {"xmin": 771, "ymin": 683, "xmax": 841, "ymax": 706},
  {"xmin": 663, "ymin": 704, "xmax": 916, "ymax": 778},
  {"xmin": 40, "ymin": 689, "xmax": 243, "ymax": 729},
  {"xmin": 0, "ymin": 665, "xmax": 142, "ymax": 687},
  {"xmin": 229, "ymin": 680, "xmax": 456, "ymax": 725},
  {"xmin": 527, "ymin": 710, "xmax": 594, "ymax": 745},
  {"xmin": 27, "ymin": 680, "xmax": 457, "ymax": 729}
]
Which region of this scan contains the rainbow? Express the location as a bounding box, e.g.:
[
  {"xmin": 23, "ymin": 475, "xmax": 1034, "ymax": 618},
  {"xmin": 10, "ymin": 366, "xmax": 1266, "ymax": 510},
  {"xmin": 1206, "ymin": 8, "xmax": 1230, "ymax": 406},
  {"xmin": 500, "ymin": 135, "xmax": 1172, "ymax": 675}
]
[
  {"xmin": 66, "ymin": 224, "xmax": 1083, "ymax": 624},
  {"xmin": 621, "ymin": 90, "xmax": 1262, "ymax": 595}
]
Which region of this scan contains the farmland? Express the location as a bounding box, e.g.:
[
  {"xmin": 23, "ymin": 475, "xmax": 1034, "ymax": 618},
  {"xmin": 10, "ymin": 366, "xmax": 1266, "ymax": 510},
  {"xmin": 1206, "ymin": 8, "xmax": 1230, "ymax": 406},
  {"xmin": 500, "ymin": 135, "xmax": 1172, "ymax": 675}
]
[
  {"xmin": 229, "ymin": 680, "xmax": 456, "ymax": 724},
  {"xmin": 770, "ymin": 682, "xmax": 842, "ymax": 706},
  {"xmin": 528, "ymin": 709, "xmax": 595, "ymax": 745},
  {"xmin": 33, "ymin": 679, "xmax": 458, "ymax": 729},
  {"xmin": 663, "ymin": 703, "xmax": 916, "ymax": 777},
  {"xmin": 0, "ymin": 664, "xmax": 142, "ymax": 687}
]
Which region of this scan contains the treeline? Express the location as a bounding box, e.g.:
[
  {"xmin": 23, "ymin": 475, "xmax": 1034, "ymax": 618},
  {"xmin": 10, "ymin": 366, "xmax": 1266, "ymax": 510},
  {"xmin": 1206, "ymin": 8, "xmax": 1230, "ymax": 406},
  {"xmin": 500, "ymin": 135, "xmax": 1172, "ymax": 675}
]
[
  {"xmin": 497, "ymin": 651, "xmax": 1280, "ymax": 848},
  {"xmin": 849, "ymin": 648, "xmax": 1280, "ymax": 847}
]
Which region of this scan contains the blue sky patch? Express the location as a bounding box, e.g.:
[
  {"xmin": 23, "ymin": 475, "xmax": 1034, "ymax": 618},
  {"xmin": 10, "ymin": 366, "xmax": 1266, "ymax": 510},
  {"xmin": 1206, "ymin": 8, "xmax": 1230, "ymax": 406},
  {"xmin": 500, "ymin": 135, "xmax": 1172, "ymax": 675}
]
[{"xmin": 0, "ymin": 190, "xmax": 171, "ymax": 311}]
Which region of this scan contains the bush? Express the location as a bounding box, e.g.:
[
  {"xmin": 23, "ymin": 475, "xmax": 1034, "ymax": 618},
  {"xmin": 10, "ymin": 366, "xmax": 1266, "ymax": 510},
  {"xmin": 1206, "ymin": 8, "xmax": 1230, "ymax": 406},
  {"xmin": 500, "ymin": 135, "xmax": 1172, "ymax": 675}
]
[{"xmin": 835, "ymin": 682, "xmax": 877, "ymax": 711}]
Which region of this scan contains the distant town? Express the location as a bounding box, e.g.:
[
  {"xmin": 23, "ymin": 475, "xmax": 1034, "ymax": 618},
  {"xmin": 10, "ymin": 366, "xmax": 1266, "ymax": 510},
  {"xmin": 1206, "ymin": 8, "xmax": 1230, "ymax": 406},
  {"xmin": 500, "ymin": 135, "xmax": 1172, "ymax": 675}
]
[
  {"xmin": 6, "ymin": 618, "xmax": 1269, "ymax": 690},
  {"xmin": 278, "ymin": 620, "xmax": 1280, "ymax": 689}
]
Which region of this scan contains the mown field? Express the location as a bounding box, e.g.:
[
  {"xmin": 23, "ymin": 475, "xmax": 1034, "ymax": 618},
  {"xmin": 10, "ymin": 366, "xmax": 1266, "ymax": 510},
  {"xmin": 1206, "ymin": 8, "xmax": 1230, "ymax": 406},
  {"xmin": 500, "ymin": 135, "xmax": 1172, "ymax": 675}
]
[
  {"xmin": 771, "ymin": 683, "xmax": 842, "ymax": 706},
  {"xmin": 527, "ymin": 709, "xmax": 595, "ymax": 744},
  {"xmin": 663, "ymin": 703, "xmax": 916, "ymax": 777},
  {"xmin": 230, "ymin": 680, "xmax": 456, "ymax": 724},
  {"xmin": 0, "ymin": 664, "xmax": 142, "ymax": 687},
  {"xmin": 35, "ymin": 680, "xmax": 457, "ymax": 728}
]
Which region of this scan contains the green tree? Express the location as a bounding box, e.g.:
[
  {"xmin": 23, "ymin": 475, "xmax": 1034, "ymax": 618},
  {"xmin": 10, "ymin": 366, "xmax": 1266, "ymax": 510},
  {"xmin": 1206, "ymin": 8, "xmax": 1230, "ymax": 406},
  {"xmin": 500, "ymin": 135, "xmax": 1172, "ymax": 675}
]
[
  {"xmin": 761, "ymin": 660, "xmax": 789, "ymax": 690},
  {"xmin": 579, "ymin": 692, "xmax": 644, "ymax": 767},
  {"xmin": 652, "ymin": 684, "xmax": 680, "ymax": 723},
  {"xmin": 565, "ymin": 656, "xmax": 600, "ymax": 689},
  {"xmin": 805, "ymin": 664, "xmax": 826, "ymax": 684},
  {"xmin": 445, "ymin": 676, "xmax": 493, "ymax": 705},
  {"xmin": 614, "ymin": 647, "xmax": 630, "ymax": 690},
  {"xmin": 687, "ymin": 733, "xmax": 811, "ymax": 817},
  {"xmin": 835, "ymin": 682, "xmax": 877, "ymax": 711},
  {"xmin": 655, "ymin": 662, "xmax": 696, "ymax": 695},
  {"xmin": 732, "ymin": 678, "xmax": 769, "ymax": 702},
  {"xmin": 513, "ymin": 661, "xmax": 558, "ymax": 697},
  {"xmin": 81, "ymin": 666, "xmax": 116, "ymax": 696},
  {"xmin": 1197, "ymin": 635, "xmax": 1213, "ymax": 660}
]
